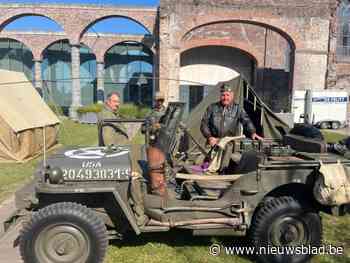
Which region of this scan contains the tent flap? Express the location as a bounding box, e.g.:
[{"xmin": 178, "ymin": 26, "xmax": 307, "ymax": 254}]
[{"xmin": 0, "ymin": 69, "xmax": 59, "ymax": 132}]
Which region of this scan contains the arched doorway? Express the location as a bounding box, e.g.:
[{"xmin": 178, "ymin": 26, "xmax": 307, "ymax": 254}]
[
  {"xmin": 181, "ymin": 21, "xmax": 295, "ymax": 113},
  {"xmin": 180, "ymin": 45, "xmax": 256, "ymax": 113}
]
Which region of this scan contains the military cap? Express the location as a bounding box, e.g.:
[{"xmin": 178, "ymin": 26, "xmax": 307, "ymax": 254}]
[
  {"xmin": 155, "ymin": 91, "xmax": 165, "ymax": 100},
  {"xmin": 220, "ymin": 83, "xmax": 233, "ymax": 93}
]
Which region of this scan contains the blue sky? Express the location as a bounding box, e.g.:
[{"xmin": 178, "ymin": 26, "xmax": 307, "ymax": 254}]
[{"xmin": 2, "ymin": 0, "xmax": 159, "ymax": 34}]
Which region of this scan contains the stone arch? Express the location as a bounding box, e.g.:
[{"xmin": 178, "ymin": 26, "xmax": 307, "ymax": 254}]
[
  {"xmin": 79, "ymin": 15, "xmax": 151, "ymax": 42},
  {"xmin": 0, "ymin": 36, "xmax": 34, "ymax": 56},
  {"xmin": 104, "ymin": 40, "xmax": 154, "ymax": 106},
  {"xmin": 181, "ymin": 20, "xmax": 295, "ymax": 112},
  {"xmin": 81, "ymin": 35, "xmax": 153, "ymax": 63},
  {"xmin": 181, "ymin": 19, "xmax": 296, "ymax": 51},
  {"xmin": 79, "ymin": 41, "xmax": 97, "ymax": 58},
  {"xmin": 0, "ymin": 37, "xmax": 34, "ymax": 80},
  {"xmin": 40, "ymin": 38, "xmax": 71, "ymax": 60},
  {"xmin": 0, "ymin": 37, "xmax": 34, "ymax": 54},
  {"xmin": 181, "ymin": 39, "xmax": 261, "ymax": 67},
  {"xmin": 103, "ymin": 40, "xmax": 154, "ymax": 61},
  {"xmin": 0, "ymin": 13, "xmax": 65, "ymax": 33},
  {"xmin": 180, "ymin": 45, "xmax": 257, "ymax": 86}
]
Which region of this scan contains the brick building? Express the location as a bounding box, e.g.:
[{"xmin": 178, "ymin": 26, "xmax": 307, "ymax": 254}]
[{"xmin": 0, "ymin": 0, "xmax": 348, "ymax": 120}]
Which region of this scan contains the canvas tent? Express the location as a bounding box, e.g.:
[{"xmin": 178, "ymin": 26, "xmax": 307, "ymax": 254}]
[
  {"xmin": 186, "ymin": 76, "xmax": 290, "ymax": 149},
  {"xmin": 0, "ymin": 70, "xmax": 60, "ymax": 162}
]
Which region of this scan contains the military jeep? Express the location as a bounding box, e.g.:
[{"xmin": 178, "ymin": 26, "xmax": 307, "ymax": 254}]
[{"xmin": 14, "ymin": 77, "xmax": 350, "ymax": 263}]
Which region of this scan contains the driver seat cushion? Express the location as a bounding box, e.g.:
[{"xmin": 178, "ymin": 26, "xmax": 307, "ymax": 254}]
[
  {"xmin": 175, "ymin": 173, "xmax": 242, "ymax": 200},
  {"xmin": 190, "ymin": 180, "xmax": 233, "ymax": 199},
  {"xmin": 283, "ymin": 134, "xmax": 327, "ymax": 153}
]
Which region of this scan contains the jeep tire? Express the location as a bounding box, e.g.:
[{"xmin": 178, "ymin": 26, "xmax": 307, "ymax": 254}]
[
  {"xmin": 331, "ymin": 122, "xmax": 340, "ymax": 130},
  {"xmin": 20, "ymin": 202, "xmax": 108, "ymax": 263},
  {"xmin": 320, "ymin": 122, "xmax": 329, "ymax": 129},
  {"xmin": 249, "ymin": 196, "xmax": 322, "ymax": 263}
]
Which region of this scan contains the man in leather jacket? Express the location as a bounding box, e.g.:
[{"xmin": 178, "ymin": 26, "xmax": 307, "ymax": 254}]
[{"xmin": 200, "ymin": 83, "xmax": 263, "ymax": 147}]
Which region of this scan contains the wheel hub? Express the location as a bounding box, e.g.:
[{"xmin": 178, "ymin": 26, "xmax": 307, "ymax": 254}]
[
  {"xmin": 281, "ymin": 224, "xmax": 299, "ymax": 244},
  {"xmin": 54, "ymin": 234, "xmax": 76, "ymax": 256},
  {"xmin": 270, "ymin": 216, "xmax": 308, "ymax": 246},
  {"xmin": 35, "ymin": 224, "xmax": 90, "ymax": 263}
]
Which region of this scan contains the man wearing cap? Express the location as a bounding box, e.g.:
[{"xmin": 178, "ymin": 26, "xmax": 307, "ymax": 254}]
[
  {"xmin": 149, "ymin": 91, "xmax": 166, "ymax": 122},
  {"xmin": 200, "ymin": 83, "xmax": 263, "ymax": 147}
]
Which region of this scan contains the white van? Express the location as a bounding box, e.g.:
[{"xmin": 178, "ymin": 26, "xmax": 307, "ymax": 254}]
[{"xmin": 292, "ymin": 90, "xmax": 348, "ymax": 129}]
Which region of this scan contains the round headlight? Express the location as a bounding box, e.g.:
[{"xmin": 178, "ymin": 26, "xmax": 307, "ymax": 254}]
[{"xmin": 48, "ymin": 167, "xmax": 64, "ymax": 184}]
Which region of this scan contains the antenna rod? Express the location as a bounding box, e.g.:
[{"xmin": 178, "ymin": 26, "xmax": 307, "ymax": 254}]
[{"xmin": 43, "ymin": 125, "xmax": 46, "ymax": 168}]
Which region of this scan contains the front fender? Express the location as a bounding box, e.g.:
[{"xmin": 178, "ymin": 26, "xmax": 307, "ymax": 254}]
[{"xmin": 35, "ymin": 182, "xmax": 140, "ymax": 235}]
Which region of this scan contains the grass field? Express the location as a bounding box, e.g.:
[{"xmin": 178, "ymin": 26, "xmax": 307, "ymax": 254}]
[{"xmin": 0, "ymin": 123, "xmax": 349, "ymax": 262}]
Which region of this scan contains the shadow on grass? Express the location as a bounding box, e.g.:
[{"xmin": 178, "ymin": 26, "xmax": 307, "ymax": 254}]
[{"xmin": 109, "ymin": 229, "xmax": 255, "ymax": 262}]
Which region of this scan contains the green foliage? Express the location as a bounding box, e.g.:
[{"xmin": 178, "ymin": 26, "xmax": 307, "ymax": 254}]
[
  {"xmin": 118, "ymin": 103, "xmax": 139, "ymax": 118},
  {"xmin": 77, "ymin": 103, "xmax": 151, "ymax": 118},
  {"xmin": 118, "ymin": 103, "xmax": 152, "ymax": 118},
  {"xmin": 137, "ymin": 106, "xmax": 152, "ymax": 118},
  {"xmin": 77, "ymin": 103, "xmax": 104, "ymax": 114}
]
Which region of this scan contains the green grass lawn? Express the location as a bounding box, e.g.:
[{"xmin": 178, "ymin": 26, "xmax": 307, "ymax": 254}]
[
  {"xmin": 0, "ymin": 122, "xmax": 349, "ymax": 262},
  {"xmin": 321, "ymin": 130, "xmax": 348, "ymax": 144}
]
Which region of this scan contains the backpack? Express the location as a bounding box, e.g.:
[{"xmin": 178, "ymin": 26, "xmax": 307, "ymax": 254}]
[{"xmin": 313, "ymin": 161, "xmax": 350, "ymax": 206}]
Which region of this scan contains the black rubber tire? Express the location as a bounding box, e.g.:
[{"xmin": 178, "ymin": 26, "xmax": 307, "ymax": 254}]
[
  {"xmin": 320, "ymin": 122, "xmax": 329, "ymax": 130},
  {"xmin": 331, "ymin": 122, "xmax": 340, "ymax": 130},
  {"xmin": 290, "ymin": 124, "xmax": 324, "ymax": 141},
  {"xmin": 249, "ymin": 196, "xmax": 322, "ymax": 263},
  {"xmin": 20, "ymin": 202, "xmax": 108, "ymax": 263}
]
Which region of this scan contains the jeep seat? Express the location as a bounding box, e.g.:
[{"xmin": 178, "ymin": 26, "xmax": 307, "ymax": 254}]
[{"xmin": 176, "ymin": 173, "xmax": 242, "ymax": 200}]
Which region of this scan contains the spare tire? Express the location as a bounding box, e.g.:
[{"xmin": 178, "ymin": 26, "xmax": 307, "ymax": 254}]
[{"xmin": 290, "ymin": 124, "xmax": 324, "ymax": 141}]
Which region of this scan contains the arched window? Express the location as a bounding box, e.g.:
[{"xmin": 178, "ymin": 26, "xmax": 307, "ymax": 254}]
[
  {"xmin": 104, "ymin": 42, "xmax": 153, "ymax": 106},
  {"xmin": 337, "ymin": 1, "xmax": 350, "ymax": 60}
]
